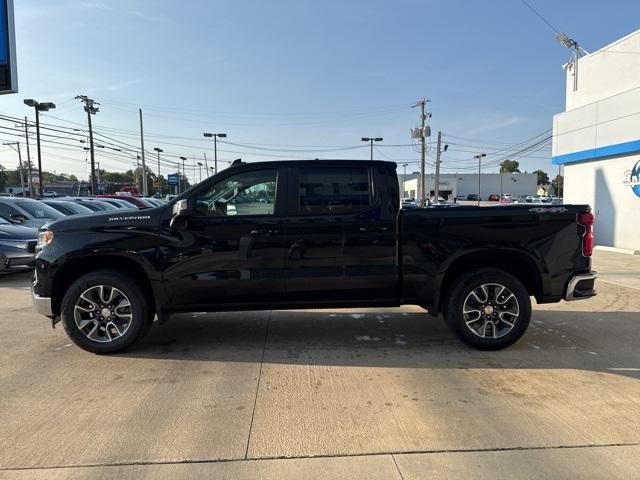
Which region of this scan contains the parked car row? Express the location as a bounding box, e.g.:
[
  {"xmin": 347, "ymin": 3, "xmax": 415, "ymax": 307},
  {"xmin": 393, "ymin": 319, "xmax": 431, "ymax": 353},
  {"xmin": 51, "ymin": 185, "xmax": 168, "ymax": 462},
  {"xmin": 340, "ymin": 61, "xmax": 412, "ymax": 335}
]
[{"xmin": 0, "ymin": 195, "xmax": 166, "ymax": 273}]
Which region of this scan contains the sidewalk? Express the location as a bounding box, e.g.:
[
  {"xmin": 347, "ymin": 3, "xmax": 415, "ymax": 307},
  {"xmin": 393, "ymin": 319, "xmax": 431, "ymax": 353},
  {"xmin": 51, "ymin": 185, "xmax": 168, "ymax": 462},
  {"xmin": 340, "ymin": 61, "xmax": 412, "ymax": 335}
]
[{"xmin": 593, "ymin": 249, "xmax": 640, "ymax": 290}]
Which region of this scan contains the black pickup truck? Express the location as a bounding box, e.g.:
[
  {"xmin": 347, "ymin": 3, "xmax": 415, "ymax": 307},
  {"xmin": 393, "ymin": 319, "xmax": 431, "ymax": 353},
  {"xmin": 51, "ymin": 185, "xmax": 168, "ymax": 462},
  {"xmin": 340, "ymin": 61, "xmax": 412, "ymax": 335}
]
[{"xmin": 32, "ymin": 160, "xmax": 597, "ymax": 353}]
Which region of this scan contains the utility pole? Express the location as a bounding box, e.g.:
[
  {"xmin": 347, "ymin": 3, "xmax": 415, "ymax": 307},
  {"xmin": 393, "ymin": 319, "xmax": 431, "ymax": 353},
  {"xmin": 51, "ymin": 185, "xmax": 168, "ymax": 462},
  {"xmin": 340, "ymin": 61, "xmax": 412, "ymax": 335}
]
[
  {"xmin": 412, "ymin": 99, "xmax": 430, "ymax": 207},
  {"xmin": 75, "ymin": 95, "xmax": 99, "ymax": 195},
  {"xmin": 22, "ymin": 117, "xmax": 33, "ymax": 197},
  {"xmin": 474, "ymin": 153, "xmax": 487, "ymax": 206},
  {"xmin": 434, "ymin": 131, "xmax": 448, "ymax": 201},
  {"xmin": 96, "ymin": 162, "xmax": 101, "ymax": 190},
  {"xmin": 139, "ymin": 109, "xmax": 148, "ymax": 196},
  {"xmin": 197, "ymin": 162, "xmax": 203, "ymax": 183},
  {"xmin": 203, "ymin": 152, "xmax": 209, "ymax": 177}
]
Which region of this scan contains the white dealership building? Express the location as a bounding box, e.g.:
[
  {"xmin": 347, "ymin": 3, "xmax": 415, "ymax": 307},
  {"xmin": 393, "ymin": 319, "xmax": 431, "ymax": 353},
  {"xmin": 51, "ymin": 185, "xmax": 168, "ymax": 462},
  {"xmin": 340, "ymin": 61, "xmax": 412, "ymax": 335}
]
[
  {"xmin": 552, "ymin": 29, "xmax": 640, "ymax": 252},
  {"xmin": 402, "ymin": 173, "xmax": 537, "ymax": 200}
]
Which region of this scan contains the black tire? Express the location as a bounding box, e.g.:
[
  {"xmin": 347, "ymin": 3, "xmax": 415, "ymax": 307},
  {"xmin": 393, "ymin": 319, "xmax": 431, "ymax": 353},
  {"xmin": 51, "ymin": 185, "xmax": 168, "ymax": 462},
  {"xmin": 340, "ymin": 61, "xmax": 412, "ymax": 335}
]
[
  {"xmin": 61, "ymin": 270, "xmax": 153, "ymax": 354},
  {"xmin": 444, "ymin": 268, "xmax": 531, "ymax": 350}
]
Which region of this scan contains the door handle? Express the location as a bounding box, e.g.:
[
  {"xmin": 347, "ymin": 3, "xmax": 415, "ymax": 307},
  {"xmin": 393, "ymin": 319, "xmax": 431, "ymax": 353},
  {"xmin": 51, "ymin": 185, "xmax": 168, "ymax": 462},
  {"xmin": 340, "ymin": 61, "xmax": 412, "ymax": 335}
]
[
  {"xmin": 250, "ymin": 228, "xmax": 280, "ymax": 235},
  {"xmin": 359, "ymin": 226, "xmax": 389, "ymax": 232}
]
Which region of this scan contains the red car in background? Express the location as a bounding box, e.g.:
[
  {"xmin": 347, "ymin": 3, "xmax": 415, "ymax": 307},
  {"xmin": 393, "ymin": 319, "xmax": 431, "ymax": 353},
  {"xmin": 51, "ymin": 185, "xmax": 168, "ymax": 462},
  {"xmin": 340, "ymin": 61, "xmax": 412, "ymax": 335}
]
[
  {"xmin": 95, "ymin": 195, "xmax": 154, "ymax": 209},
  {"xmin": 488, "ymin": 194, "xmax": 499, "ymax": 201}
]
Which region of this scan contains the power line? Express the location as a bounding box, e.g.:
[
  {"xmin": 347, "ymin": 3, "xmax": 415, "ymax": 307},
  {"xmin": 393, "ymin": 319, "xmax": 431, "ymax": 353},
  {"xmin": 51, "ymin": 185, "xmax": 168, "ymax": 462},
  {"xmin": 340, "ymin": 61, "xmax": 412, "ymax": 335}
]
[{"xmin": 518, "ymin": 0, "xmax": 561, "ymax": 35}]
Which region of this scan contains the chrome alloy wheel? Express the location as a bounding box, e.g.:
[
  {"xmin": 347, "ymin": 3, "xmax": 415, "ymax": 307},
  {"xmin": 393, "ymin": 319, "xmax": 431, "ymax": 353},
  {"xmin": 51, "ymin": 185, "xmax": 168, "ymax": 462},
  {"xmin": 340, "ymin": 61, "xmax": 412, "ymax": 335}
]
[
  {"xmin": 462, "ymin": 283, "xmax": 520, "ymax": 339},
  {"xmin": 73, "ymin": 285, "xmax": 133, "ymax": 343}
]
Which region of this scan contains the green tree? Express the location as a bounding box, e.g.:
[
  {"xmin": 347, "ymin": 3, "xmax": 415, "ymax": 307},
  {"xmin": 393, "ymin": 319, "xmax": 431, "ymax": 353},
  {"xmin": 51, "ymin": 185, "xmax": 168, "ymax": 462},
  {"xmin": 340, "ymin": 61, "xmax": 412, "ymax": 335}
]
[
  {"xmin": 552, "ymin": 175, "xmax": 564, "ymax": 196},
  {"xmin": 533, "ymin": 169, "xmax": 549, "ymax": 185},
  {"xmin": 0, "ymin": 166, "xmax": 24, "ymax": 191},
  {"xmin": 499, "ymin": 159, "xmax": 520, "ymax": 174}
]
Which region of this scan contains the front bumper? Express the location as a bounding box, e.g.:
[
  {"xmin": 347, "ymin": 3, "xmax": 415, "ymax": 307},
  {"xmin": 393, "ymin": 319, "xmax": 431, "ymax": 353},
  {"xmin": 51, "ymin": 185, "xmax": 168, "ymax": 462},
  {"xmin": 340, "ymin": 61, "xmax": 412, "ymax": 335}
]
[
  {"xmin": 32, "ymin": 291, "xmax": 53, "ymax": 317},
  {"xmin": 564, "ymin": 272, "xmax": 597, "ymax": 301}
]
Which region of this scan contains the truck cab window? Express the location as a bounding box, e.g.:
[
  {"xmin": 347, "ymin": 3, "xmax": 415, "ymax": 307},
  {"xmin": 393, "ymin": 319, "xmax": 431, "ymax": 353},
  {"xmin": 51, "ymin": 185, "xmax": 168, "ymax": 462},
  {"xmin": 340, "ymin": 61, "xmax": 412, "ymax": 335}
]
[
  {"xmin": 195, "ymin": 169, "xmax": 277, "ymax": 217},
  {"xmin": 299, "ymin": 167, "xmax": 371, "ymax": 214}
]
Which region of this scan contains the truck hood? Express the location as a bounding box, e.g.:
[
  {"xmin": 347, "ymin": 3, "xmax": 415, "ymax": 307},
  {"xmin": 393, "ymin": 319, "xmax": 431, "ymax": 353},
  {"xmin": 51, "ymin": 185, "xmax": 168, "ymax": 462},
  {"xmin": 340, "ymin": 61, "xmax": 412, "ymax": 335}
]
[
  {"xmin": 43, "ymin": 206, "xmax": 166, "ymax": 233},
  {"xmin": 0, "ymin": 223, "xmax": 39, "ymax": 240}
]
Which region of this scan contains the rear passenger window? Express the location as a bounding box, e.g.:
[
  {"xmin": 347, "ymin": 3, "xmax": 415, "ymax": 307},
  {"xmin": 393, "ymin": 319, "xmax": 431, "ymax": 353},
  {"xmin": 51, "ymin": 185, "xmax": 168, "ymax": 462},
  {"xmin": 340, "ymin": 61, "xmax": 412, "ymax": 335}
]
[{"xmin": 298, "ymin": 167, "xmax": 371, "ymax": 214}]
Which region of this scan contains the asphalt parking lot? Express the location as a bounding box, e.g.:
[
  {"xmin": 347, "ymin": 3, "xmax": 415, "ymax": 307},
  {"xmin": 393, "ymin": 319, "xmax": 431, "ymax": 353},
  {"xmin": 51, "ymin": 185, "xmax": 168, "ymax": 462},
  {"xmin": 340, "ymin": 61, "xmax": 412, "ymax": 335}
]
[{"xmin": 0, "ymin": 250, "xmax": 639, "ymax": 479}]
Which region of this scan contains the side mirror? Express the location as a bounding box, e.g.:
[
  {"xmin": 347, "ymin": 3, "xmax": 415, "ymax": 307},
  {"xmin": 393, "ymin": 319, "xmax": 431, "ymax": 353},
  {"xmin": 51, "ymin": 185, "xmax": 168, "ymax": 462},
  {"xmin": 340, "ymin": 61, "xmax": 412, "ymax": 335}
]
[
  {"xmin": 170, "ymin": 199, "xmax": 188, "ymax": 228},
  {"xmin": 9, "ymin": 213, "xmax": 27, "ymax": 224}
]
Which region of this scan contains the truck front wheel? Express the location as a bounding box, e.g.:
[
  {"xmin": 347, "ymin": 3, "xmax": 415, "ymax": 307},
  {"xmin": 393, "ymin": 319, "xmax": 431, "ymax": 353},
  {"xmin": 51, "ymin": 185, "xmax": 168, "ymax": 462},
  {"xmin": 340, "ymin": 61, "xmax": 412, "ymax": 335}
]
[
  {"xmin": 445, "ymin": 268, "xmax": 531, "ymax": 350},
  {"xmin": 60, "ymin": 270, "xmax": 153, "ymax": 354}
]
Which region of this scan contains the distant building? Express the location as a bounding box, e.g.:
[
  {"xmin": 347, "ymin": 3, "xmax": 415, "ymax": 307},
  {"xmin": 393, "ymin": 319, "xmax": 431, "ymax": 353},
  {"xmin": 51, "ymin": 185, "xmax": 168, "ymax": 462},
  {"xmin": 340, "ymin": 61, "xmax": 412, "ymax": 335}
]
[
  {"xmin": 45, "ymin": 181, "xmax": 91, "ymax": 197},
  {"xmin": 552, "ymin": 29, "xmax": 640, "ymax": 251},
  {"xmin": 402, "ymin": 173, "xmax": 537, "ymax": 200}
]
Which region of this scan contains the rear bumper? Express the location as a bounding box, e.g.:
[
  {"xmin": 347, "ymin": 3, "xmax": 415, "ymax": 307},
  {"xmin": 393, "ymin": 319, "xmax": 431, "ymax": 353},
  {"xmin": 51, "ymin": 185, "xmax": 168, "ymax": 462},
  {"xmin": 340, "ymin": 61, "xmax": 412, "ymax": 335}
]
[
  {"xmin": 32, "ymin": 291, "xmax": 53, "ymax": 317},
  {"xmin": 564, "ymin": 272, "xmax": 597, "ymax": 301}
]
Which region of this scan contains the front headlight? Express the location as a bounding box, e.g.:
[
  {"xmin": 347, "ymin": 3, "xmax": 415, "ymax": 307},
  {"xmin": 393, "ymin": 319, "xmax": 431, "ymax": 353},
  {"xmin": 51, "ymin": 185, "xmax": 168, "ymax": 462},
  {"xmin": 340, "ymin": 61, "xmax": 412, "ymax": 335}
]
[{"xmin": 37, "ymin": 230, "xmax": 54, "ymax": 248}]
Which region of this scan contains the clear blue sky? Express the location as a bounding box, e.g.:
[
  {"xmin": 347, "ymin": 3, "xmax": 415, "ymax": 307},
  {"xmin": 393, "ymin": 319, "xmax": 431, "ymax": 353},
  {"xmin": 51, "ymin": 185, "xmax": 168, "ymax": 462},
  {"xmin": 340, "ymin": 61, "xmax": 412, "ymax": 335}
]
[{"xmin": 1, "ymin": 0, "xmax": 639, "ymax": 180}]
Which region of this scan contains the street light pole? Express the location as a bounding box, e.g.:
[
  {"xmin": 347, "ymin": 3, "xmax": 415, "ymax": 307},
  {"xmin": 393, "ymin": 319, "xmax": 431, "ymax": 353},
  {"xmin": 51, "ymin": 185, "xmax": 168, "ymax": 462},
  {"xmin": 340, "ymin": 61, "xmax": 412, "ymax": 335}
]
[
  {"xmin": 24, "ymin": 99, "xmax": 56, "ymax": 197},
  {"xmin": 203, "ymin": 133, "xmax": 227, "ymax": 175},
  {"xmin": 474, "ymin": 153, "xmax": 487, "ymax": 206},
  {"xmin": 401, "ymin": 163, "xmax": 408, "ymax": 197},
  {"xmin": 361, "ymin": 137, "xmax": 383, "ymax": 161},
  {"xmin": 197, "ymin": 162, "xmax": 203, "ymax": 183},
  {"xmin": 154, "ymin": 147, "xmax": 163, "ymax": 196},
  {"xmin": 179, "ymin": 156, "xmax": 187, "ymax": 193}
]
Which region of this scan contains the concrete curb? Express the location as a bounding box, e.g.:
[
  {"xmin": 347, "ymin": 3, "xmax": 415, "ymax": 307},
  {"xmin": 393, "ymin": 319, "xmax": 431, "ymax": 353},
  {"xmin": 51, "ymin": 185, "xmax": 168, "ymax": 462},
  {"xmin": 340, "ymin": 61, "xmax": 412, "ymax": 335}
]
[{"xmin": 594, "ymin": 245, "xmax": 640, "ymax": 255}]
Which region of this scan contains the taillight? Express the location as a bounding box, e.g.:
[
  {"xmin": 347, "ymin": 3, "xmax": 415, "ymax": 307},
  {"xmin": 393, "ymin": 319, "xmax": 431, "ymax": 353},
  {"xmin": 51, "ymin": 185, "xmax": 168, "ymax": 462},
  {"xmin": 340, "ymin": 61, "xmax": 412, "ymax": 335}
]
[{"xmin": 577, "ymin": 212, "xmax": 594, "ymax": 256}]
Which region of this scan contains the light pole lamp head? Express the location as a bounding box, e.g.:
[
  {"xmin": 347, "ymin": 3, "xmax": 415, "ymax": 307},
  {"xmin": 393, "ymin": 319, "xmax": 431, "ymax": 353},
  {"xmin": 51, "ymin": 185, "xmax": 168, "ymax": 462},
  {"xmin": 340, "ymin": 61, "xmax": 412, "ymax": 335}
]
[
  {"xmin": 361, "ymin": 137, "xmax": 370, "ymax": 142},
  {"xmin": 197, "ymin": 162, "xmax": 203, "ymax": 166},
  {"xmin": 374, "ymin": 137, "xmax": 383, "ymax": 142},
  {"xmin": 154, "ymin": 147, "xmax": 163, "ymax": 153},
  {"xmin": 38, "ymin": 102, "xmax": 56, "ymax": 112},
  {"xmin": 203, "ymin": 133, "xmax": 213, "ymax": 138},
  {"xmin": 24, "ymin": 99, "xmax": 37, "ymax": 107},
  {"xmin": 217, "ymin": 133, "xmax": 227, "ymax": 138},
  {"xmin": 179, "ymin": 156, "xmax": 187, "ymax": 161}
]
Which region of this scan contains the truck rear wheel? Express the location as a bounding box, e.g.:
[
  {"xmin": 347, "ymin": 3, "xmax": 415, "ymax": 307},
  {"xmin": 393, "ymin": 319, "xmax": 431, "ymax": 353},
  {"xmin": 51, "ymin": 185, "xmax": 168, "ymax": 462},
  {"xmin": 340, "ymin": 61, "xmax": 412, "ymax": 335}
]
[
  {"xmin": 445, "ymin": 268, "xmax": 531, "ymax": 350},
  {"xmin": 61, "ymin": 270, "xmax": 153, "ymax": 354}
]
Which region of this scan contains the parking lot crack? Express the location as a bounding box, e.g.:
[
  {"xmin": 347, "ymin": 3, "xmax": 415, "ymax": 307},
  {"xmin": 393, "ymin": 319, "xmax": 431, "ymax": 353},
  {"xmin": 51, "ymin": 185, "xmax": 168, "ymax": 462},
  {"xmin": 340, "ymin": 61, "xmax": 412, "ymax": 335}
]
[
  {"xmin": 391, "ymin": 454, "xmax": 405, "ymax": 479},
  {"xmin": 244, "ymin": 310, "xmax": 272, "ymax": 459}
]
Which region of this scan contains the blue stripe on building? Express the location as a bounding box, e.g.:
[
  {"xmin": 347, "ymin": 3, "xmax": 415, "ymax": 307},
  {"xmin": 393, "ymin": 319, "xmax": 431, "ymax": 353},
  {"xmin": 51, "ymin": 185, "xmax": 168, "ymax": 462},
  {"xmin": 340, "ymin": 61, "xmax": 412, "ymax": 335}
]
[{"xmin": 552, "ymin": 139, "xmax": 640, "ymax": 165}]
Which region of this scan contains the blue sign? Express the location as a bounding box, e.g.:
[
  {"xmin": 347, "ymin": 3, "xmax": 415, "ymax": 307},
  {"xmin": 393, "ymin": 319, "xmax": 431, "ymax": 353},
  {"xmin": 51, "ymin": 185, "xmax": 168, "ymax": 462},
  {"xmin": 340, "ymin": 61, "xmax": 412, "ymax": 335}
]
[
  {"xmin": 0, "ymin": 0, "xmax": 17, "ymax": 94},
  {"xmin": 167, "ymin": 174, "xmax": 179, "ymax": 186},
  {"xmin": 0, "ymin": 1, "xmax": 7, "ymax": 64}
]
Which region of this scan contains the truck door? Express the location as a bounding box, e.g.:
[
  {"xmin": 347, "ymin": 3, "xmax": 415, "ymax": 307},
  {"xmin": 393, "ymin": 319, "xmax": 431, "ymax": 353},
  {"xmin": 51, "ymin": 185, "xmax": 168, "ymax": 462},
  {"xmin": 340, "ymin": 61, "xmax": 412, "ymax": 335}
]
[
  {"xmin": 163, "ymin": 167, "xmax": 288, "ymax": 309},
  {"xmin": 283, "ymin": 165, "xmax": 398, "ymax": 304}
]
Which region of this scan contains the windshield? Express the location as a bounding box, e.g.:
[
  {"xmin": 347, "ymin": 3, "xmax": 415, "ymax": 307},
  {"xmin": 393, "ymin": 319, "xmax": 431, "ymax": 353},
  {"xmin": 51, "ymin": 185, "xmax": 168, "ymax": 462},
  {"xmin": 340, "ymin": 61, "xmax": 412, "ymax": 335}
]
[
  {"xmin": 61, "ymin": 202, "xmax": 94, "ymax": 214},
  {"xmin": 16, "ymin": 201, "xmax": 65, "ymax": 219}
]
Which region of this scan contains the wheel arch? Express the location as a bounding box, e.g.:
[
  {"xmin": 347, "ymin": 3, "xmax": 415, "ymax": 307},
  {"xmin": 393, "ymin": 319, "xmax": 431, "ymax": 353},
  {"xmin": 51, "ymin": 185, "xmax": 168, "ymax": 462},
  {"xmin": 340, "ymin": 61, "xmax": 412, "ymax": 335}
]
[
  {"xmin": 435, "ymin": 249, "xmax": 544, "ymax": 314},
  {"xmin": 51, "ymin": 254, "xmax": 156, "ymax": 317}
]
